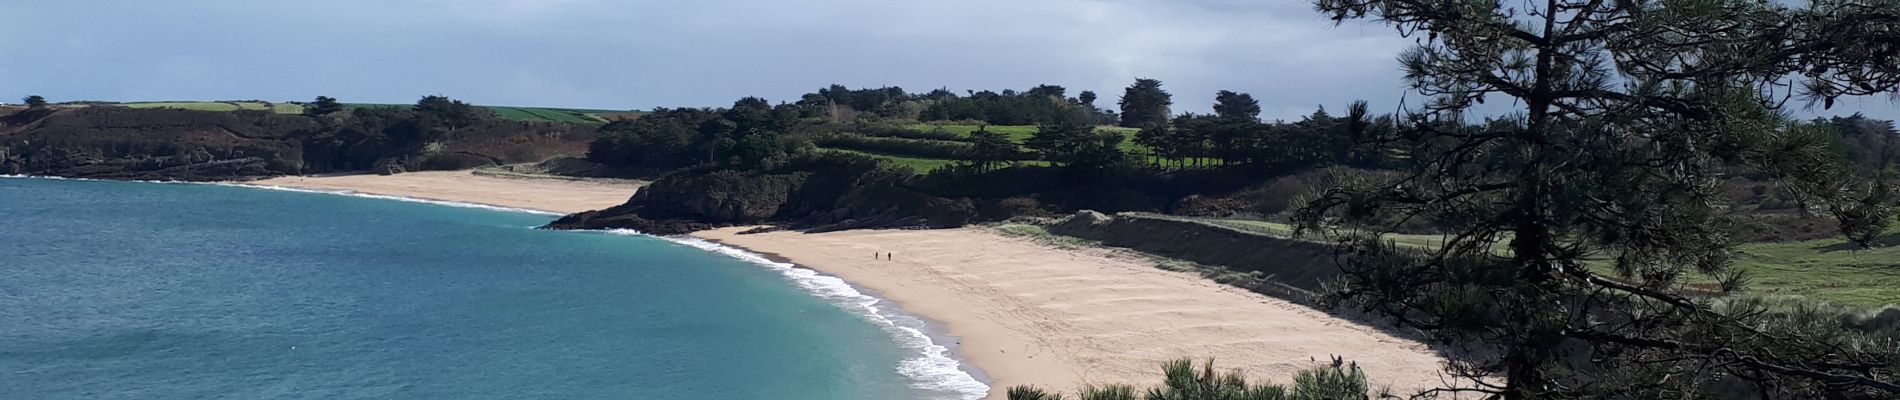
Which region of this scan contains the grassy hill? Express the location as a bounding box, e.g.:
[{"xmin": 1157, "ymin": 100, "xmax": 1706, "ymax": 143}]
[
  {"xmin": 1194, "ymin": 215, "xmax": 1900, "ymax": 308},
  {"xmin": 1729, "ymin": 237, "xmax": 1900, "ymax": 308},
  {"xmin": 907, "ymin": 123, "xmax": 1144, "ymax": 151},
  {"xmin": 90, "ymin": 101, "xmax": 636, "ymax": 124},
  {"xmin": 812, "ymin": 123, "xmax": 1148, "ymax": 171},
  {"xmin": 123, "ymin": 101, "xmax": 303, "ymax": 114},
  {"xmin": 342, "ymin": 103, "xmax": 634, "ymax": 123}
]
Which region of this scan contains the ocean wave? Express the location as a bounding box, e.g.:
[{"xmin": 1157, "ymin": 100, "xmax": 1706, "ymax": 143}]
[{"xmin": 604, "ymin": 230, "xmax": 991, "ymax": 400}]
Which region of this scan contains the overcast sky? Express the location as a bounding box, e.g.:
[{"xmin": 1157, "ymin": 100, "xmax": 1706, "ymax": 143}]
[{"xmin": 1, "ymin": 0, "xmax": 1891, "ymax": 121}]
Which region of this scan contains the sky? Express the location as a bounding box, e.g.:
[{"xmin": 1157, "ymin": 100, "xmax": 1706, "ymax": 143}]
[{"xmin": 1, "ymin": 0, "xmax": 1892, "ymax": 121}]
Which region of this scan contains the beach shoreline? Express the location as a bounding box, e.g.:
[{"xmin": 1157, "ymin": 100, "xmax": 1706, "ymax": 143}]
[
  {"xmin": 242, "ymin": 170, "xmax": 1448, "ymax": 399},
  {"xmin": 676, "ymin": 240, "xmax": 998, "ymax": 390},
  {"xmin": 249, "ymin": 170, "xmax": 642, "ymax": 215}
]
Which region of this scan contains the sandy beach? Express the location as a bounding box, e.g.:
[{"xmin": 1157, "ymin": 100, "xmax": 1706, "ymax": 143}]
[
  {"xmin": 695, "ymin": 228, "xmax": 1446, "ymax": 398},
  {"xmin": 250, "ymin": 171, "xmax": 641, "ymax": 214},
  {"xmin": 249, "ymin": 170, "xmax": 1446, "ymax": 398}
]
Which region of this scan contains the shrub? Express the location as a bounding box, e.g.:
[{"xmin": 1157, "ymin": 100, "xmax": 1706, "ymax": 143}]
[
  {"xmin": 859, "ymin": 125, "xmax": 968, "ymax": 142},
  {"xmin": 815, "ymin": 134, "xmax": 978, "ymax": 159},
  {"xmin": 1078, "ymin": 385, "xmax": 1137, "ymax": 400},
  {"xmin": 1008, "ymin": 386, "xmax": 1065, "ymax": 400},
  {"xmin": 1005, "ymin": 358, "xmax": 1373, "ymax": 400},
  {"xmin": 1290, "ymin": 357, "xmax": 1369, "ymax": 400}
]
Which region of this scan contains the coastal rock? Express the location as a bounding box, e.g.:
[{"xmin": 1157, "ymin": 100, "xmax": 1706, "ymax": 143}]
[{"xmin": 543, "ymin": 161, "xmax": 980, "ymax": 234}]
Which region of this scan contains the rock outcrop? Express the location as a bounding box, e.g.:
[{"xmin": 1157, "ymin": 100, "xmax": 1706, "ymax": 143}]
[{"xmin": 543, "ymin": 160, "xmax": 978, "ymax": 234}]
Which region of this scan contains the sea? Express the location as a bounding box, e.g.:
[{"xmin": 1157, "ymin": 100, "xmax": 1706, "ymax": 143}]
[{"xmin": 0, "ymin": 176, "xmax": 987, "ymax": 400}]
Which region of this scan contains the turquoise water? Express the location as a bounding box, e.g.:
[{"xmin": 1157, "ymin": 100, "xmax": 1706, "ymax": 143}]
[{"xmin": 0, "ymin": 177, "xmax": 983, "ymax": 399}]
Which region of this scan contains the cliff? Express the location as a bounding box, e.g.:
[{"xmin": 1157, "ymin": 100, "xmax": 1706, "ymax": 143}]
[{"xmin": 543, "ymin": 156, "xmax": 979, "ymax": 234}]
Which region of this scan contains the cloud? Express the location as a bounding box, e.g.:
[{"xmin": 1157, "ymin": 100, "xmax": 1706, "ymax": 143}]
[{"xmin": 0, "ymin": 0, "xmax": 1889, "ymax": 120}]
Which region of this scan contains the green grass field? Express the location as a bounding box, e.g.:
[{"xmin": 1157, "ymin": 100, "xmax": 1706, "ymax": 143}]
[
  {"xmin": 485, "ymin": 106, "xmax": 625, "ymax": 124},
  {"xmin": 1205, "ymin": 216, "xmax": 1900, "ymax": 308},
  {"xmin": 340, "ymin": 103, "xmax": 626, "ymax": 123},
  {"xmin": 905, "ymin": 123, "xmax": 1223, "ymax": 165},
  {"xmin": 1729, "ymin": 237, "xmax": 1900, "ymax": 308},
  {"xmin": 818, "ymin": 148, "xmax": 960, "ymax": 171},
  {"xmin": 825, "ymin": 123, "xmax": 1225, "ymax": 174},
  {"xmin": 110, "ymin": 101, "xmax": 624, "ymax": 123},
  {"xmin": 907, "ymin": 123, "xmax": 1146, "ymax": 151},
  {"xmin": 124, "ymin": 101, "xmax": 258, "ymax": 112},
  {"xmin": 906, "ymin": 123, "xmax": 1040, "ymax": 141},
  {"xmin": 817, "ymin": 147, "xmax": 1053, "ymax": 172}
]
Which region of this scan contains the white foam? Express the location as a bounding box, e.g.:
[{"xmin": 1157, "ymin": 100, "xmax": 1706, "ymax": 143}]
[{"xmin": 604, "ymin": 230, "xmax": 991, "ymax": 400}]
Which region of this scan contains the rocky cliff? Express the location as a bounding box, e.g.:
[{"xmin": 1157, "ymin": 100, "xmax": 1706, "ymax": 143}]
[{"xmin": 543, "ymin": 156, "xmax": 980, "ymax": 234}]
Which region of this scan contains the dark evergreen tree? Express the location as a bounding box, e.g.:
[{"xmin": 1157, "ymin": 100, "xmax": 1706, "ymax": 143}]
[
  {"xmin": 305, "ymin": 96, "xmax": 344, "ymax": 116},
  {"xmin": 1212, "ymin": 90, "xmax": 1261, "ymax": 121},
  {"xmin": 21, "ymin": 95, "xmax": 46, "ymax": 109},
  {"xmin": 1134, "ymin": 123, "xmax": 1176, "ymax": 167},
  {"xmin": 1827, "ymin": 114, "xmax": 1900, "ymax": 174},
  {"xmin": 586, "ymin": 107, "xmax": 711, "ymax": 168},
  {"xmin": 1302, "ymin": 0, "xmax": 1900, "ymax": 398},
  {"xmin": 1117, "ymin": 78, "xmax": 1172, "ymax": 128},
  {"xmin": 962, "ymin": 127, "xmax": 1021, "ymax": 172},
  {"xmin": 1027, "ymin": 114, "xmax": 1121, "ymax": 168},
  {"xmin": 412, "ymin": 95, "xmax": 489, "ymax": 133},
  {"xmin": 1026, "ymin": 84, "xmax": 1067, "ymax": 99},
  {"xmin": 920, "ymin": 86, "xmax": 1086, "ymax": 125}
]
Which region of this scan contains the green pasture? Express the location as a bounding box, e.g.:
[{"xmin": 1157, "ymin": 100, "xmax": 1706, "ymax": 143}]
[
  {"xmin": 818, "ymin": 148, "xmax": 960, "ymax": 171},
  {"xmin": 1206, "ymin": 216, "xmax": 1900, "ymax": 308}
]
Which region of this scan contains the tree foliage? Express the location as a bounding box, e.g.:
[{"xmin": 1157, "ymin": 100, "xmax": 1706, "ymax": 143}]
[
  {"xmin": 1029, "ymin": 114, "xmax": 1127, "ymax": 169},
  {"xmin": 22, "ymin": 95, "xmax": 47, "ymax": 109},
  {"xmin": 797, "ymin": 84, "xmax": 917, "ymax": 121},
  {"xmin": 963, "ymin": 126, "xmax": 1022, "ymax": 172},
  {"xmin": 922, "ymin": 87, "xmax": 1089, "ymax": 125},
  {"xmin": 412, "ymin": 95, "xmax": 491, "ymax": 133},
  {"xmin": 1824, "ymin": 113, "xmax": 1900, "ymax": 174},
  {"xmin": 306, "ymin": 96, "xmax": 344, "ymax": 116},
  {"xmin": 1118, "ymin": 78, "xmax": 1173, "ymax": 128},
  {"xmin": 1136, "ymin": 97, "xmax": 1398, "ymax": 170},
  {"xmin": 1299, "ymin": 0, "xmax": 1900, "ymax": 398},
  {"xmin": 1005, "ymin": 358, "xmax": 1372, "ymax": 400},
  {"xmin": 1213, "ymin": 90, "xmax": 1261, "ymax": 121},
  {"xmin": 588, "ymin": 98, "xmax": 809, "ymax": 171}
]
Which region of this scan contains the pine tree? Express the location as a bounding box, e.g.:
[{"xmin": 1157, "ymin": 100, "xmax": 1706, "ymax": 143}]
[
  {"xmin": 963, "ymin": 126, "xmax": 1021, "ymax": 172},
  {"xmin": 1213, "ymin": 90, "xmax": 1261, "ymax": 121},
  {"xmin": 306, "ymin": 96, "xmax": 344, "ymax": 116},
  {"xmin": 1302, "ymin": 0, "xmax": 1900, "ymax": 398},
  {"xmin": 1117, "ymin": 78, "xmax": 1172, "ymax": 128}
]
